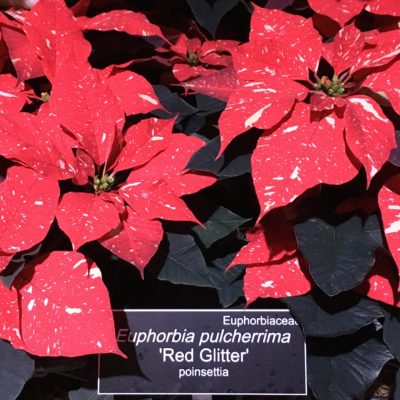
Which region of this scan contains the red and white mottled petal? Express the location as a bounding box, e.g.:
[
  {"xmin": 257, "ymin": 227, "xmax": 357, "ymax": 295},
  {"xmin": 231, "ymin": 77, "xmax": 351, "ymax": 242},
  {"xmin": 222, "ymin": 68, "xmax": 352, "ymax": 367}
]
[
  {"xmin": 169, "ymin": 32, "xmax": 189, "ymax": 56},
  {"xmin": 249, "ymin": 4, "xmax": 322, "ymax": 79},
  {"xmin": 114, "ymin": 118, "xmax": 173, "ymax": 173},
  {"xmin": 77, "ymin": 10, "xmax": 166, "ymax": 40},
  {"xmin": 228, "ymin": 216, "xmax": 297, "ymax": 268},
  {"xmin": 24, "ymin": 0, "xmax": 91, "ymax": 82},
  {"xmin": 354, "ymin": 30, "xmax": 400, "ymax": 72},
  {"xmin": 1, "ymin": 26, "xmax": 43, "ymax": 81},
  {"xmin": 13, "ymin": 251, "xmax": 124, "ymax": 357},
  {"xmin": 168, "ymin": 172, "xmax": 216, "ymax": 197},
  {"xmin": 124, "ymin": 133, "xmax": 209, "ymax": 189},
  {"xmin": 106, "ymin": 70, "xmax": 161, "ymax": 115},
  {"xmin": 355, "ymin": 254, "xmax": 398, "ymax": 307},
  {"xmin": 172, "ymin": 64, "xmax": 216, "ymax": 83},
  {"xmin": 76, "ymin": 148, "xmax": 95, "ymax": 178},
  {"xmin": 50, "ymin": 57, "xmax": 124, "ymax": 166},
  {"xmin": 0, "ymin": 282, "xmax": 23, "ymax": 347},
  {"xmin": 199, "ymin": 39, "xmax": 239, "ymax": 58},
  {"xmin": 378, "ymin": 175, "xmax": 400, "ymax": 289},
  {"xmin": 218, "ymin": 79, "xmax": 307, "ymax": 155},
  {"xmin": 253, "ymin": 104, "xmax": 359, "ymax": 219},
  {"xmin": 322, "ymin": 24, "xmax": 365, "ymax": 75},
  {"xmin": 364, "ymin": 60, "xmax": 400, "ymax": 116},
  {"xmin": 120, "ymin": 179, "xmax": 199, "ymax": 224},
  {"xmin": 182, "ymin": 67, "xmax": 238, "ymax": 102},
  {"xmin": 367, "ymin": 1, "xmax": 400, "ymax": 16},
  {"xmin": 198, "ymin": 52, "xmax": 231, "ymax": 67},
  {"xmin": 100, "ymin": 207, "xmax": 163, "ymax": 277},
  {"xmin": 232, "ymin": 43, "xmax": 281, "ymax": 82},
  {"xmin": 244, "ymin": 257, "xmax": 313, "ymax": 305},
  {"xmin": 230, "ymin": 227, "xmax": 271, "ymax": 267},
  {"xmin": 345, "ymin": 95, "xmax": 395, "ymax": 185},
  {"xmin": 0, "ymin": 166, "xmax": 59, "ymax": 253},
  {"xmin": 308, "ymin": 0, "xmax": 364, "ymax": 26},
  {"xmin": 186, "ymin": 38, "xmax": 202, "ymax": 54},
  {"xmin": 0, "ymin": 112, "xmax": 78, "ymax": 180},
  {"xmin": 310, "ymin": 92, "xmax": 347, "ymax": 112},
  {"xmin": 57, "ymin": 193, "xmax": 120, "ymax": 250},
  {"xmin": 100, "ymin": 192, "xmax": 126, "ymax": 215},
  {"xmin": 0, "ymin": 74, "xmax": 27, "ymax": 113}
]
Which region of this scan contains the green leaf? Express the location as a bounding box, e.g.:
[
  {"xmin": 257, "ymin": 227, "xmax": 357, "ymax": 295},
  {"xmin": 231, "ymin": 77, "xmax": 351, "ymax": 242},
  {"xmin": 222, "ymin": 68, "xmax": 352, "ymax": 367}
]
[
  {"xmin": 192, "ymin": 205, "xmax": 251, "ymax": 249},
  {"xmin": 285, "ymin": 291, "xmax": 383, "ymax": 337},
  {"xmin": 309, "ymin": 335, "xmax": 393, "ymax": 400},
  {"xmin": 0, "ymin": 340, "xmax": 34, "ymax": 400},
  {"xmin": 294, "ymin": 215, "xmax": 382, "ymax": 296}
]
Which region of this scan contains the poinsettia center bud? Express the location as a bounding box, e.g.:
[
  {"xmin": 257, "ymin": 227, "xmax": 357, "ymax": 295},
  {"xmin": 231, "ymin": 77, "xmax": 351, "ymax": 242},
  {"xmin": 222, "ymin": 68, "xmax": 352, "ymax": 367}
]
[
  {"xmin": 41, "ymin": 92, "xmax": 50, "ymax": 102},
  {"xmin": 94, "ymin": 174, "xmax": 114, "ymax": 193},
  {"xmin": 187, "ymin": 51, "xmax": 199, "ymax": 66},
  {"xmin": 314, "ymin": 75, "xmax": 345, "ymax": 97}
]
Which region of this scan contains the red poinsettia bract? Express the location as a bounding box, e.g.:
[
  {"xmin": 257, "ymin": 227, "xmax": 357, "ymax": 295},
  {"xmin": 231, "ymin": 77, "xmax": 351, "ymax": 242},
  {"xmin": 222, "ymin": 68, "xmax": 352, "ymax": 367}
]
[
  {"xmin": 227, "ymin": 213, "xmax": 312, "ymax": 305},
  {"xmin": 309, "ymin": 0, "xmax": 400, "ymax": 27},
  {"xmin": 0, "ymin": 0, "xmax": 215, "ymax": 358},
  {"xmin": 219, "ymin": 5, "xmax": 398, "ymax": 221}
]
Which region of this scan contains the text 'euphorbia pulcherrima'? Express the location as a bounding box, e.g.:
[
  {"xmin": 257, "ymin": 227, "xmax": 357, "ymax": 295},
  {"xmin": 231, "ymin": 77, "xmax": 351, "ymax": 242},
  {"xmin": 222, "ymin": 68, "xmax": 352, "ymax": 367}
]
[
  {"xmin": 219, "ymin": 5, "xmax": 399, "ymax": 221},
  {"xmin": 0, "ymin": 0, "xmax": 215, "ymax": 358}
]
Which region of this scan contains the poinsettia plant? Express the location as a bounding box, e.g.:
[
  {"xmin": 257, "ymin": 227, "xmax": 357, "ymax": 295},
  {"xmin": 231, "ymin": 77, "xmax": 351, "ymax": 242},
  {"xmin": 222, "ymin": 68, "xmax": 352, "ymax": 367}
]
[
  {"xmin": 2, "ymin": 0, "xmax": 400, "ymax": 399},
  {"xmin": 0, "ymin": 0, "xmax": 216, "ymax": 359}
]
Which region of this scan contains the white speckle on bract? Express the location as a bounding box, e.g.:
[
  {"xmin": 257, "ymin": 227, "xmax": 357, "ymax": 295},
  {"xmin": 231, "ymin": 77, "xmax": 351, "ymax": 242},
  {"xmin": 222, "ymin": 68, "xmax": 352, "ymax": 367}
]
[
  {"xmin": 89, "ymin": 267, "xmax": 102, "ymax": 279},
  {"xmin": 101, "ymin": 132, "xmax": 107, "ymax": 143},
  {"xmin": 290, "ymin": 166, "xmax": 300, "ymax": 180},
  {"xmin": 243, "ymin": 82, "xmax": 264, "ymax": 87},
  {"xmin": 261, "ymin": 280, "xmax": 274, "ymax": 288},
  {"xmin": 151, "ymin": 136, "xmax": 164, "ymax": 141},
  {"xmin": 244, "ymin": 105, "xmax": 271, "ymax": 128},
  {"xmin": 121, "ymin": 182, "xmax": 141, "ymax": 189},
  {"xmin": 0, "ymin": 91, "xmax": 16, "ymax": 98},
  {"xmin": 348, "ymin": 97, "xmax": 388, "ymax": 123},
  {"xmin": 72, "ymin": 259, "xmax": 86, "ymax": 270},
  {"xmin": 326, "ymin": 116, "xmax": 335, "ymax": 128},
  {"xmin": 139, "ymin": 94, "xmax": 158, "ymax": 104},
  {"xmin": 65, "ymin": 307, "xmax": 82, "ymax": 315},
  {"xmin": 283, "ymin": 125, "xmax": 298, "ymax": 133},
  {"xmin": 97, "ymin": 341, "xmax": 102, "ymax": 348},
  {"xmin": 34, "ymin": 200, "xmax": 43, "ymax": 206},
  {"xmin": 12, "ymin": 328, "xmax": 21, "ymax": 339},
  {"xmin": 27, "ymin": 299, "xmax": 35, "ymax": 311},
  {"xmin": 385, "ymin": 219, "xmax": 400, "ymax": 234}
]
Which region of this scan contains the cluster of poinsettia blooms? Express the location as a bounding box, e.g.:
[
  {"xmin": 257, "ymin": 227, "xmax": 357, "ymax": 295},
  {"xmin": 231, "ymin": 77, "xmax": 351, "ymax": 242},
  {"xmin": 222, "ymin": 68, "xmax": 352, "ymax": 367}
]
[
  {"xmin": 0, "ymin": 0, "xmax": 220, "ymax": 357},
  {"xmin": 0, "ymin": 0, "xmax": 400, "ymax": 359},
  {"xmin": 227, "ymin": 1, "xmax": 400, "ymax": 306}
]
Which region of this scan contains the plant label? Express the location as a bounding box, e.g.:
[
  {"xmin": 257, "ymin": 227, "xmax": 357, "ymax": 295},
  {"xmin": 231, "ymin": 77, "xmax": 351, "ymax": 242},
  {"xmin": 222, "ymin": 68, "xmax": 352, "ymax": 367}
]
[{"xmin": 98, "ymin": 309, "xmax": 307, "ymax": 395}]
